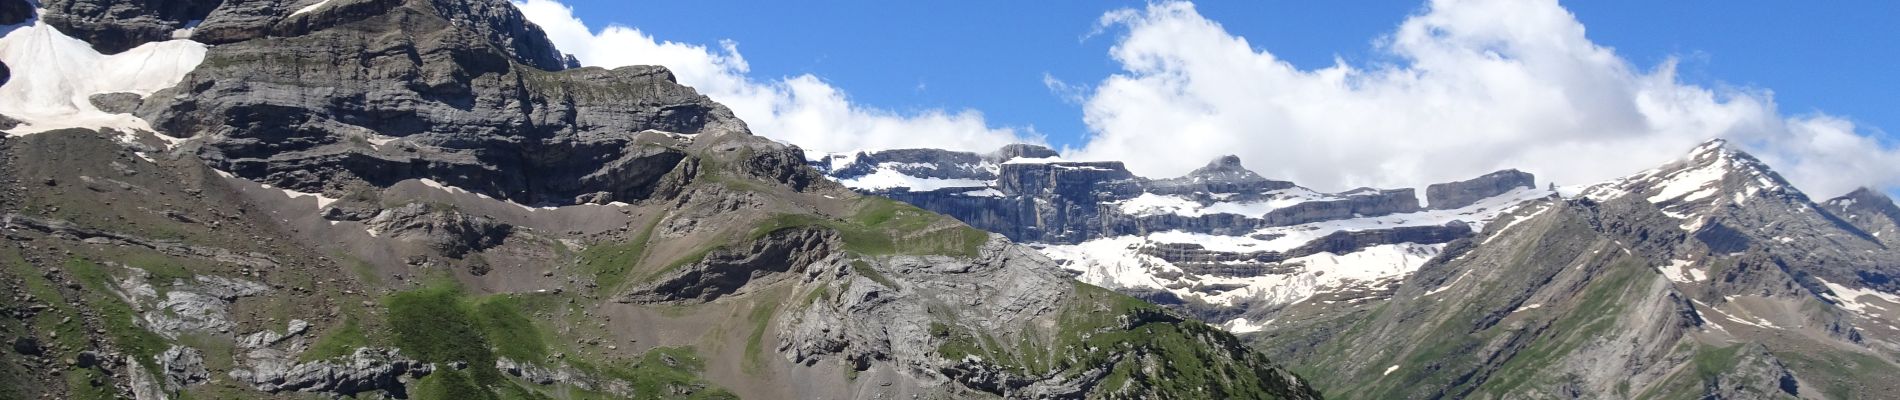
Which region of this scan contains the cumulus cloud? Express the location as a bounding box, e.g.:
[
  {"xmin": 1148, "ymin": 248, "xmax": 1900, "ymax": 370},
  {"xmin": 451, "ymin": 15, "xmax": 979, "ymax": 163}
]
[
  {"xmin": 511, "ymin": 0, "xmax": 1038, "ymax": 155},
  {"xmin": 1070, "ymin": 0, "xmax": 1900, "ymax": 197}
]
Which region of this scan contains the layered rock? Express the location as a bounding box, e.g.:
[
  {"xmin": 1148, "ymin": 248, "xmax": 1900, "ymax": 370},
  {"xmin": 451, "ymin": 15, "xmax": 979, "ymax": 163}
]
[
  {"xmin": 624, "ymin": 227, "xmax": 839, "ymax": 304},
  {"xmin": 39, "ymin": 0, "xmax": 220, "ymax": 53},
  {"xmin": 136, "ymin": 0, "xmax": 724, "ymax": 206},
  {"xmin": 817, "ymin": 146, "xmax": 1548, "ymax": 330},
  {"xmin": 816, "ymin": 147, "xmax": 1449, "ymax": 245},
  {"xmin": 1426, "ymin": 168, "xmax": 1535, "ymax": 209},
  {"xmin": 230, "ymin": 348, "xmax": 434, "ymax": 396}
]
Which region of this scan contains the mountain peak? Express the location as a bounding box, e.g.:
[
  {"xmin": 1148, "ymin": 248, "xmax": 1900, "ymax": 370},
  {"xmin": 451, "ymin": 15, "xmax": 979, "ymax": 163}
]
[
  {"xmin": 1827, "ymin": 187, "xmax": 1900, "ymax": 219},
  {"xmin": 1690, "ymin": 138, "xmax": 1731, "ymax": 155},
  {"xmin": 1185, "ymin": 154, "xmax": 1264, "ymax": 180},
  {"xmin": 1834, "ymin": 187, "xmax": 1892, "ymax": 205},
  {"xmin": 1207, "ymin": 154, "xmax": 1244, "ymax": 168},
  {"xmin": 1583, "ymin": 139, "xmax": 1797, "ymax": 214}
]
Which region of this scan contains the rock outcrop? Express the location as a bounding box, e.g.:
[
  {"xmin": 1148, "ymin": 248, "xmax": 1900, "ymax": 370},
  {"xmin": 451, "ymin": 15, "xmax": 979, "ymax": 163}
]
[
  {"xmin": 159, "ymin": 345, "xmax": 210, "ymax": 389},
  {"xmin": 230, "ymin": 348, "xmax": 434, "ymax": 396},
  {"xmin": 365, "ymin": 203, "xmax": 513, "ymax": 257},
  {"xmin": 624, "ymin": 227, "xmax": 839, "ymax": 304},
  {"xmin": 1426, "ymin": 169, "xmax": 1535, "ymax": 209}
]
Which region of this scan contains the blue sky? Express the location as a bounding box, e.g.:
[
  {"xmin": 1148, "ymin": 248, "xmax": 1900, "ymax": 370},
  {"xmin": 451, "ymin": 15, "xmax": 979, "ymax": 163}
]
[
  {"xmin": 518, "ymin": 0, "xmax": 1900, "ymax": 196},
  {"xmin": 535, "ymin": 0, "xmax": 1896, "ymax": 150}
]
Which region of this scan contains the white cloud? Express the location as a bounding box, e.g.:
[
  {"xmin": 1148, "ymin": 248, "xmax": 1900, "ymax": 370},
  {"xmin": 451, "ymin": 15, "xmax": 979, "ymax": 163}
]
[
  {"xmin": 1069, "ymin": 0, "xmax": 1900, "ymax": 197},
  {"xmin": 511, "ymin": 0, "xmax": 1038, "ymax": 155}
]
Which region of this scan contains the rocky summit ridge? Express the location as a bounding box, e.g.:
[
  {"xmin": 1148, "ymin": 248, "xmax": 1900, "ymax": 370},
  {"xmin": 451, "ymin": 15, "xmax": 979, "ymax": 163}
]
[{"xmin": 0, "ymin": 0, "xmax": 1318, "ymax": 399}]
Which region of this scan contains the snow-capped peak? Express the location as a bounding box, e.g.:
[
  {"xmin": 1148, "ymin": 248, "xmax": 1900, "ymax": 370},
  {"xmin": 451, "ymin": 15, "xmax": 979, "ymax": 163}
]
[
  {"xmin": 1583, "ymin": 138, "xmax": 1794, "ymax": 206},
  {"xmin": 1182, "ymin": 154, "xmax": 1268, "ymax": 182}
]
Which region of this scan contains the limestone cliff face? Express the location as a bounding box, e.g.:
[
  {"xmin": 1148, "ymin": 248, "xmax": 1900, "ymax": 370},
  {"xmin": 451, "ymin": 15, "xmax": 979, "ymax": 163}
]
[{"xmin": 816, "ymin": 146, "xmax": 1446, "ymax": 245}]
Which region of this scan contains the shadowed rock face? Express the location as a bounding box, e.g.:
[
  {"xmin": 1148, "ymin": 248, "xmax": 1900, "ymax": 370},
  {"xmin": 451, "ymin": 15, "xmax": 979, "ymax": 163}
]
[
  {"xmin": 39, "ymin": 0, "xmax": 223, "ymax": 54},
  {"xmin": 0, "ymin": 0, "xmax": 30, "ymax": 25},
  {"xmin": 1427, "ymin": 169, "xmax": 1535, "ymax": 210}
]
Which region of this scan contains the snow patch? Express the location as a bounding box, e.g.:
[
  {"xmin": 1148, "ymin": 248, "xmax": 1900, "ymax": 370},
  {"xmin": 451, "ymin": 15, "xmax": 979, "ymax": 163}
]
[
  {"xmin": 1225, "ymin": 318, "xmax": 1266, "ymax": 334},
  {"xmin": 1042, "ymin": 238, "xmax": 1444, "ymax": 308},
  {"xmin": 838, "ymin": 168, "xmax": 988, "ymax": 192},
  {"xmin": 0, "ymin": 20, "xmax": 207, "ymax": 136},
  {"xmin": 1646, "ymin": 162, "xmax": 1727, "ymax": 204},
  {"xmin": 1660, "ymin": 259, "xmax": 1706, "ymax": 284},
  {"xmin": 1818, "ymin": 278, "xmax": 1900, "ymax": 316},
  {"xmin": 1001, "ymin": 156, "xmax": 1066, "ymax": 164},
  {"xmin": 292, "ymin": 0, "xmax": 335, "ymax": 16},
  {"xmin": 958, "ymin": 188, "xmax": 1004, "ymax": 198},
  {"xmin": 416, "ymin": 179, "xmax": 556, "ymax": 212}
]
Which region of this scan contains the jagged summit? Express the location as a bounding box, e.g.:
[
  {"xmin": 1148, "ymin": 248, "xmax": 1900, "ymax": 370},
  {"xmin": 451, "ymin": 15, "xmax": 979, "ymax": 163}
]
[
  {"xmin": 1830, "ymin": 187, "xmax": 1896, "ymax": 207},
  {"xmin": 1182, "ymin": 154, "xmax": 1268, "ymax": 182},
  {"xmin": 1827, "ymin": 187, "xmax": 1900, "ymax": 245},
  {"xmin": 1585, "ymin": 138, "xmax": 1797, "ymax": 208}
]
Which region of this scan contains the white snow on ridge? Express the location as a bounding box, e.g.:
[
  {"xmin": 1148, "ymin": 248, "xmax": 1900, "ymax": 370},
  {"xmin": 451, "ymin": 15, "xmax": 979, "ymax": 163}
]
[
  {"xmin": 1659, "ymin": 259, "xmax": 1706, "ymax": 285},
  {"xmin": 292, "ymin": 0, "xmax": 335, "ymax": 16},
  {"xmin": 1818, "ymin": 278, "xmax": 1900, "ymax": 316},
  {"xmin": 1238, "ymin": 186, "xmax": 1552, "ymax": 253},
  {"xmin": 0, "ymin": 20, "xmax": 207, "ymax": 135},
  {"xmin": 1116, "ymin": 193, "xmax": 1202, "ymax": 217},
  {"xmin": 417, "ymin": 178, "xmax": 558, "ymax": 212},
  {"xmin": 1001, "ymin": 156, "xmax": 1067, "ymax": 164},
  {"xmin": 1225, "ymin": 318, "xmax": 1267, "ymax": 334},
  {"xmin": 959, "ymin": 188, "xmax": 1004, "ymax": 198},
  {"xmin": 1043, "ymin": 239, "xmax": 1444, "ymax": 308},
  {"xmin": 1037, "ymin": 236, "xmax": 1176, "ymax": 291},
  {"xmin": 1645, "ymin": 159, "xmax": 1728, "ymax": 204},
  {"xmin": 838, "ymin": 168, "xmax": 989, "ymax": 192},
  {"xmin": 1113, "ymin": 187, "xmax": 1338, "ymax": 219}
]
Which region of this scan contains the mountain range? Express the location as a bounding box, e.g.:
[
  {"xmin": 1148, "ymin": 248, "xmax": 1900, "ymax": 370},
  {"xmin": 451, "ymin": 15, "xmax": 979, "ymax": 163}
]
[
  {"xmin": 813, "ymin": 139, "xmax": 1900, "ymax": 398},
  {"xmin": 2, "ymin": 0, "xmax": 1898, "ymax": 399}
]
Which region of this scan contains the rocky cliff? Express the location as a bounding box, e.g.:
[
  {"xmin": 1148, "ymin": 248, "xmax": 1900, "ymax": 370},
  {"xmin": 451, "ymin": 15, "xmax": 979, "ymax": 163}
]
[
  {"xmin": 815, "ymin": 145, "xmax": 1548, "ymax": 335},
  {"xmin": 0, "ymin": 1, "xmax": 1318, "ymax": 399}
]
